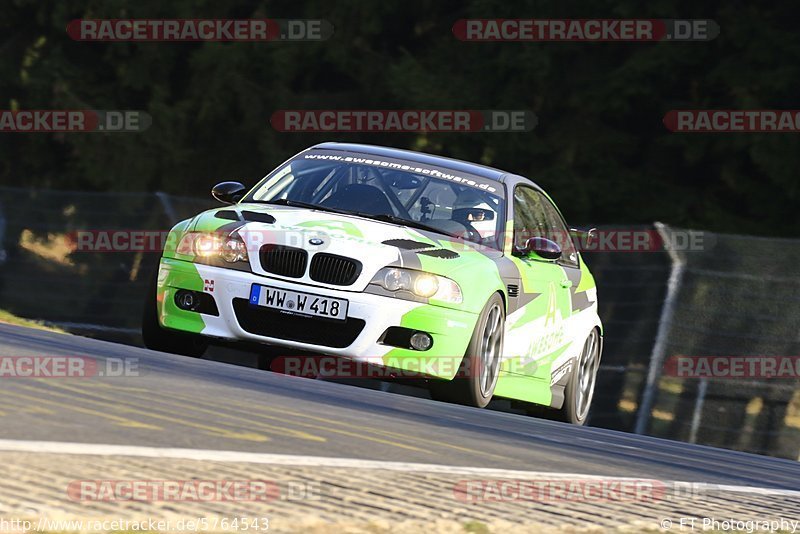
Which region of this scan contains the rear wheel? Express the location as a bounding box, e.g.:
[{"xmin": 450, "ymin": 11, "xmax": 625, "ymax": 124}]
[
  {"xmin": 141, "ymin": 264, "xmax": 208, "ymax": 358},
  {"xmin": 554, "ymin": 329, "xmax": 601, "ymax": 425},
  {"xmin": 430, "ymin": 293, "xmax": 504, "ymax": 408}
]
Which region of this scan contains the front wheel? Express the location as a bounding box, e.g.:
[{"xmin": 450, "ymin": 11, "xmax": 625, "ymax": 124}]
[
  {"xmin": 141, "ymin": 264, "xmax": 209, "ymax": 358},
  {"xmin": 430, "ymin": 293, "xmax": 505, "ymax": 408}
]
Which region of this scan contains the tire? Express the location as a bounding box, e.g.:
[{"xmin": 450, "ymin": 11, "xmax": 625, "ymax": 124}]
[
  {"xmin": 553, "ymin": 328, "xmax": 601, "ymax": 425},
  {"xmin": 141, "ymin": 264, "xmax": 209, "ymax": 358},
  {"xmin": 430, "ymin": 293, "xmax": 505, "ymax": 408}
]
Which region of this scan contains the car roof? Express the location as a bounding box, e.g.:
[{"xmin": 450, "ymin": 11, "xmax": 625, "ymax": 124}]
[{"xmin": 310, "ymin": 142, "xmax": 534, "ymax": 185}]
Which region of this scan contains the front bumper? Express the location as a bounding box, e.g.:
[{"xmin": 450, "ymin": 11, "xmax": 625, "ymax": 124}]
[{"xmin": 157, "ymin": 258, "xmax": 479, "ymax": 380}]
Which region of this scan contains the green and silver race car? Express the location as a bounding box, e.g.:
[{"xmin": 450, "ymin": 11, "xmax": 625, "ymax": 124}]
[{"xmin": 143, "ymin": 143, "xmax": 603, "ymax": 424}]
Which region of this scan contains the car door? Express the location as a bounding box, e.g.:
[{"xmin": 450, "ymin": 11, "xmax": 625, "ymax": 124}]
[
  {"xmin": 502, "ymin": 186, "xmax": 574, "ymax": 381},
  {"xmin": 533, "ymin": 189, "xmax": 584, "ymax": 362}
]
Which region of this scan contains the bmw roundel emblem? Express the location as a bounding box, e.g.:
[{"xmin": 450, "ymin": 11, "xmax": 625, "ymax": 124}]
[{"xmin": 309, "ymin": 237, "xmax": 324, "ymax": 246}]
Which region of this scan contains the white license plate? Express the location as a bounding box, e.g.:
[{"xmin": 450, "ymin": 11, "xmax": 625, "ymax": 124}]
[{"xmin": 249, "ymin": 285, "xmax": 348, "ymax": 321}]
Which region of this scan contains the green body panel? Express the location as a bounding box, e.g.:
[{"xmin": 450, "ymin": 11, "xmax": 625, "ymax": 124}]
[
  {"xmin": 190, "ymin": 211, "xmax": 239, "ymax": 233},
  {"xmin": 494, "ymin": 374, "xmax": 550, "ymax": 405},
  {"xmin": 417, "ymin": 244, "xmax": 506, "ymax": 314},
  {"xmin": 162, "ymin": 219, "xmax": 192, "ymax": 260},
  {"xmin": 382, "ymin": 227, "xmax": 507, "ymax": 379},
  {"xmin": 494, "ymin": 344, "xmax": 572, "ymax": 405},
  {"xmin": 506, "ymin": 258, "xmax": 563, "ymax": 332},
  {"xmin": 382, "ymin": 304, "xmax": 478, "ymax": 380},
  {"xmin": 504, "ymin": 255, "xmax": 572, "ymax": 377},
  {"xmin": 575, "ymin": 259, "xmax": 596, "ymax": 293},
  {"xmin": 157, "ymin": 258, "xmax": 206, "ymax": 334}
]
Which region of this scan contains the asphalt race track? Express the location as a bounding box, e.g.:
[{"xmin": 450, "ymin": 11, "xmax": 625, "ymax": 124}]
[{"xmin": 1, "ymin": 322, "xmax": 798, "ymax": 491}]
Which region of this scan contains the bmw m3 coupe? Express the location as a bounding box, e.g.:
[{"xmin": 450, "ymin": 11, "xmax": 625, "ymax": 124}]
[{"xmin": 143, "ymin": 143, "xmax": 602, "ymax": 424}]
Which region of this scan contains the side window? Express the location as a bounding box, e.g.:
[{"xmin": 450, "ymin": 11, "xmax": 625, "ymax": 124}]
[
  {"xmin": 512, "ymin": 187, "xmax": 549, "ymax": 249},
  {"xmin": 535, "ymin": 191, "xmax": 579, "ymax": 267},
  {"xmin": 513, "ymin": 186, "xmax": 579, "ymax": 267}
]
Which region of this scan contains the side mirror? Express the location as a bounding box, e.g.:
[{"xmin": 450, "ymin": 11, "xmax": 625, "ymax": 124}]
[
  {"xmin": 518, "ymin": 237, "xmax": 562, "ymax": 260},
  {"xmin": 212, "ymin": 182, "xmax": 246, "ymax": 204}
]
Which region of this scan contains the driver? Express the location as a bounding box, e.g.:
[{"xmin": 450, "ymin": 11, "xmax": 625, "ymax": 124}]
[{"xmin": 451, "ymin": 189, "xmax": 497, "ymax": 241}]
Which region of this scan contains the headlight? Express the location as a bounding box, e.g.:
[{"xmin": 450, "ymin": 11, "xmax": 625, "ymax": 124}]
[
  {"xmin": 177, "ymin": 232, "xmax": 249, "ymax": 264},
  {"xmin": 413, "ymin": 274, "xmax": 439, "ymax": 298},
  {"xmin": 369, "ymin": 267, "xmax": 462, "ymax": 304},
  {"xmin": 220, "ymin": 237, "xmax": 248, "ymax": 263},
  {"xmin": 384, "ymin": 269, "xmax": 412, "ymax": 291},
  {"xmin": 194, "ymin": 234, "xmax": 221, "ymax": 257}
]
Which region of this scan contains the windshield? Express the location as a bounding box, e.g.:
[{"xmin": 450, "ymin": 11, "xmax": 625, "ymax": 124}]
[{"xmin": 243, "ymin": 152, "xmax": 507, "ymax": 249}]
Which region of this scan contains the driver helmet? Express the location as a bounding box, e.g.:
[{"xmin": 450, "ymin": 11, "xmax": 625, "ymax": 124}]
[{"xmin": 452, "ymin": 189, "xmax": 497, "ymax": 239}]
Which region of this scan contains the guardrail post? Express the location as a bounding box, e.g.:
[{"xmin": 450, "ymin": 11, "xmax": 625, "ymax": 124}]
[
  {"xmin": 634, "ymin": 222, "xmax": 686, "ymax": 435},
  {"xmin": 155, "ymin": 191, "xmax": 178, "ymax": 222}
]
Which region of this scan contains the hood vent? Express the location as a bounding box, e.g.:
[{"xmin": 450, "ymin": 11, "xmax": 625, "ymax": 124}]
[
  {"xmin": 382, "ymin": 239, "xmax": 434, "ymax": 250},
  {"xmin": 241, "ymin": 210, "xmax": 276, "ymax": 224},
  {"xmin": 417, "ymin": 249, "xmax": 460, "ymax": 259},
  {"xmin": 214, "ymin": 210, "xmax": 240, "ymax": 221}
]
